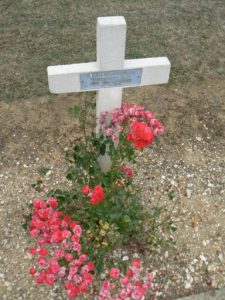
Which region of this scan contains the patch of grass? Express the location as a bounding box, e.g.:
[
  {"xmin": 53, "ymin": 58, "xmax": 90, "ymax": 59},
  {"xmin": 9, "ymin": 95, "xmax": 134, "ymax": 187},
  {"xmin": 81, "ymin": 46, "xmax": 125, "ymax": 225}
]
[
  {"xmin": 37, "ymin": 166, "xmax": 50, "ymax": 176},
  {"xmin": 0, "ymin": 0, "xmax": 225, "ymax": 102}
]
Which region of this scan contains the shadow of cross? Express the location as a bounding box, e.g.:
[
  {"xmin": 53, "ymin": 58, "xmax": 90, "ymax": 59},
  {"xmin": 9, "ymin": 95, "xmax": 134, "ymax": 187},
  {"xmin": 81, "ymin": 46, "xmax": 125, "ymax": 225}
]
[{"xmin": 47, "ymin": 16, "xmax": 171, "ymax": 172}]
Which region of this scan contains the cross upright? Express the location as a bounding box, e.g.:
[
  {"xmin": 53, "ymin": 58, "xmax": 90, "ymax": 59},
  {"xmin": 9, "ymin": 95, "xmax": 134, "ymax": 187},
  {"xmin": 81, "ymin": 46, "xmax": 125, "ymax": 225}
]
[{"xmin": 47, "ymin": 16, "xmax": 171, "ymax": 171}]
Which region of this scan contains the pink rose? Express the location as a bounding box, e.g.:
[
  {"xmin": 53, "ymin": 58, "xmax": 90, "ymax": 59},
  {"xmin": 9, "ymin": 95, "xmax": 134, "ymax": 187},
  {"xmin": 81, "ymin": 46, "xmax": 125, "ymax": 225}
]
[
  {"xmin": 132, "ymin": 259, "xmax": 141, "ymax": 269},
  {"xmin": 109, "ymin": 267, "xmax": 120, "ymax": 279},
  {"xmin": 65, "ymin": 253, "xmax": 73, "ymax": 262}
]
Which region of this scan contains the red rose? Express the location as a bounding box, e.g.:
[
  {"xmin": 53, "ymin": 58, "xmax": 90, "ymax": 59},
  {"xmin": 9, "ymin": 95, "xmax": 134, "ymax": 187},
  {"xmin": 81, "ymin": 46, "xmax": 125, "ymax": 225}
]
[
  {"xmin": 29, "ymin": 266, "xmax": 36, "ymax": 276},
  {"xmin": 87, "ymin": 262, "xmax": 95, "ymax": 271},
  {"xmin": 69, "ymin": 221, "xmax": 77, "ymax": 229},
  {"xmin": 33, "ymin": 198, "xmax": 47, "ymax": 210},
  {"xmin": 118, "ymin": 166, "xmax": 133, "ymax": 178},
  {"xmin": 64, "ymin": 215, "xmax": 72, "ymax": 223},
  {"xmin": 127, "ymin": 121, "xmax": 154, "ymax": 149},
  {"xmin": 47, "ymin": 197, "xmax": 58, "ymax": 208},
  {"xmin": 49, "ymin": 260, "xmax": 60, "ymax": 273},
  {"xmin": 82, "ymin": 185, "xmax": 90, "ymax": 194},
  {"xmin": 90, "ymin": 185, "xmax": 104, "ymax": 205},
  {"xmin": 126, "ymin": 268, "xmax": 134, "ymax": 278},
  {"xmin": 51, "ymin": 230, "xmax": 63, "ymax": 243},
  {"xmin": 39, "ymin": 247, "xmax": 48, "ymax": 257},
  {"xmin": 83, "ymin": 273, "xmax": 94, "ymax": 286},
  {"xmin": 28, "ymin": 247, "xmax": 36, "ymax": 255}
]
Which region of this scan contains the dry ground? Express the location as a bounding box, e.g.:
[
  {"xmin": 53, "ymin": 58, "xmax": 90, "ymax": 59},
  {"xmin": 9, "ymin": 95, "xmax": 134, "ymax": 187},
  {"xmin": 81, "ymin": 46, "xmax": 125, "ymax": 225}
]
[{"xmin": 0, "ymin": 79, "xmax": 225, "ymax": 299}]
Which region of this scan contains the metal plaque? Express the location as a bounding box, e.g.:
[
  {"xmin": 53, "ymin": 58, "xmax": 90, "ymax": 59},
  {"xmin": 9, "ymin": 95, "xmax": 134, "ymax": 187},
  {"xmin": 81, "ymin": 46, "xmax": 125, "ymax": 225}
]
[{"xmin": 80, "ymin": 68, "xmax": 142, "ymax": 90}]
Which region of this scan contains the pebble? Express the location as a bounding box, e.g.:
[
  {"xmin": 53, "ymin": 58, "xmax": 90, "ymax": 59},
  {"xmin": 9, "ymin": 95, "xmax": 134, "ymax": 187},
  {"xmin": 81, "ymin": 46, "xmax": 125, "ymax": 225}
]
[
  {"xmin": 4, "ymin": 281, "xmax": 11, "ymax": 287},
  {"xmin": 184, "ymin": 281, "xmax": 192, "ymax": 289},
  {"xmin": 196, "ymin": 137, "xmax": 202, "ymax": 142},
  {"xmin": 191, "ymin": 259, "xmax": 198, "ymax": 265},
  {"xmin": 187, "ymin": 183, "xmax": 193, "ymax": 188},
  {"xmin": 25, "ymin": 253, "xmax": 33, "ymax": 260},
  {"xmin": 218, "ymin": 267, "xmax": 224, "ymax": 272},
  {"xmin": 203, "ymin": 188, "xmax": 211, "ymax": 195},
  {"xmin": 218, "ymin": 253, "xmax": 223, "ymax": 262},
  {"xmin": 207, "ymin": 264, "xmax": 217, "ymax": 272},
  {"xmin": 200, "ymin": 254, "xmax": 207, "ymax": 262},
  {"xmin": 202, "ymin": 240, "xmax": 210, "ymax": 246},
  {"xmin": 188, "ymin": 265, "xmax": 195, "ymax": 272},
  {"xmin": 187, "ymin": 274, "xmax": 193, "ymax": 283},
  {"xmin": 186, "ymin": 189, "xmax": 192, "ymax": 198},
  {"xmin": 46, "ymin": 170, "xmax": 52, "ymax": 176},
  {"xmin": 122, "ymin": 256, "xmax": 129, "ymax": 261},
  {"xmin": 212, "ymin": 278, "xmax": 219, "ymax": 288},
  {"xmin": 187, "ymin": 173, "xmax": 194, "ymax": 178}
]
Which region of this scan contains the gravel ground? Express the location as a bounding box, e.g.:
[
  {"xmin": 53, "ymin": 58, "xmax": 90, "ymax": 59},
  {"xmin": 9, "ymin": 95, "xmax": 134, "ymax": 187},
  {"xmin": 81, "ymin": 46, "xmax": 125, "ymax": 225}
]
[{"xmin": 0, "ymin": 80, "xmax": 224, "ymax": 299}]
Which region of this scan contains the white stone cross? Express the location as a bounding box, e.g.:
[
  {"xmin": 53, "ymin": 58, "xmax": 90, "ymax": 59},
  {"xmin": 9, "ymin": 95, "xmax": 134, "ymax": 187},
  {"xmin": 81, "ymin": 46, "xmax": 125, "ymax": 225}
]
[{"xmin": 47, "ymin": 16, "xmax": 171, "ymax": 171}]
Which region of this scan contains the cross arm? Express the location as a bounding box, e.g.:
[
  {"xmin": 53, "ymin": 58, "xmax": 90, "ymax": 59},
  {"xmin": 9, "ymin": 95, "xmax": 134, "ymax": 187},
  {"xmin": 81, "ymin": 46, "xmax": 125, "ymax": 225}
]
[{"xmin": 47, "ymin": 57, "xmax": 171, "ymax": 94}]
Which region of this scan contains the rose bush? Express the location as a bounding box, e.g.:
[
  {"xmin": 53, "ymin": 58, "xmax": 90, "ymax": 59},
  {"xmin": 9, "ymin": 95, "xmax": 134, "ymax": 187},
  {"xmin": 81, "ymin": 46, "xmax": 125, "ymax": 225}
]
[
  {"xmin": 24, "ymin": 101, "xmax": 175, "ymax": 299},
  {"xmin": 28, "ymin": 197, "xmax": 94, "ymax": 298},
  {"xmin": 99, "ymin": 260, "xmax": 155, "ymax": 300}
]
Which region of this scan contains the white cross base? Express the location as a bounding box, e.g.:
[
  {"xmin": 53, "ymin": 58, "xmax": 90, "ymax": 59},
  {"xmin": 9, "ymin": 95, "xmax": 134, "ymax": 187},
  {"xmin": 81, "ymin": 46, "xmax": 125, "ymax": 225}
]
[{"xmin": 47, "ymin": 16, "xmax": 171, "ymax": 172}]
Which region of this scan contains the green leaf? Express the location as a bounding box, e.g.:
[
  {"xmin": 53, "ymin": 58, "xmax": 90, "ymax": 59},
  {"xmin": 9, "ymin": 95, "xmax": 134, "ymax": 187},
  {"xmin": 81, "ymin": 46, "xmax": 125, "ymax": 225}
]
[
  {"xmin": 170, "ymin": 224, "xmax": 177, "ymax": 232},
  {"xmin": 68, "ymin": 106, "xmax": 82, "ymax": 117},
  {"xmin": 100, "ymin": 143, "xmax": 106, "ymax": 155},
  {"xmin": 96, "ymin": 258, "xmax": 104, "ymax": 274},
  {"xmin": 168, "ymin": 191, "xmax": 175, "ymax": 200},
  {"xmin": 22, "ymin": 214, "xmax": 31, "ymax": 230},
  {"xmin": 123, "ymin": 215, "xmax": 131, "ymax": 223},
  {"xmin": 66, "ymin": 173, "xmax": 75, "ymax": 181}
]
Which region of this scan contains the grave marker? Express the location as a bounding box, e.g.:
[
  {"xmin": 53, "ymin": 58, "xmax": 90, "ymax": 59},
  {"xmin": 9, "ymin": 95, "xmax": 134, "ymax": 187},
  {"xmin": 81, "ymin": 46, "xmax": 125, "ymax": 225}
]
[{"xmin": 47, "ymin": 16, "xmax": 171, "ymax": 171}]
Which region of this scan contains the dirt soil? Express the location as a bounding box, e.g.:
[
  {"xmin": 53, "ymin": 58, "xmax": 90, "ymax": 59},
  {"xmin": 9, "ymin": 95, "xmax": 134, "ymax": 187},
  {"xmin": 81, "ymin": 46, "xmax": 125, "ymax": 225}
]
[{"xmin": 0, "ymin": 79, "xmax": 225, "ymax": 299}]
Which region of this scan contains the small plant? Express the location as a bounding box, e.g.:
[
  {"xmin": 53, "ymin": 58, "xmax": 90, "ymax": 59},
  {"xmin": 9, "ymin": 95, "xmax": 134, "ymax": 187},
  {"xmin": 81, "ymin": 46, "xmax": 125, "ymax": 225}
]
[
  {"xmin": 24, "ymin": 100, "xmax": 174, "ymax": 299},
  {"xmin": 28, "ymin": 198, "xmax": 95, "ymax": 298},
  {"xmin": 98, "ymin": 260, "xmax": 155, "ymax": 300}
]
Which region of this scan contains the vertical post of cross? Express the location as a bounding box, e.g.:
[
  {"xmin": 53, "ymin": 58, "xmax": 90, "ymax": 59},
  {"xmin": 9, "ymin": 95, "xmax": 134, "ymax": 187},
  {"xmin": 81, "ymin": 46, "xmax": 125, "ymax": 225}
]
[{"xmin": 96, "ymin": 16, "xmax": 127, "ymax": 172}]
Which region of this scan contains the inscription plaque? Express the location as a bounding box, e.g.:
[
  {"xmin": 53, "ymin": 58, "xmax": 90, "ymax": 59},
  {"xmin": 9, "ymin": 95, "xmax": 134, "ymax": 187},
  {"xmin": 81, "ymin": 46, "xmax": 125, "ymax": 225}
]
[{"xmin": 80, "ymin": 68, "xmax": 142, "ymax": 90}]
